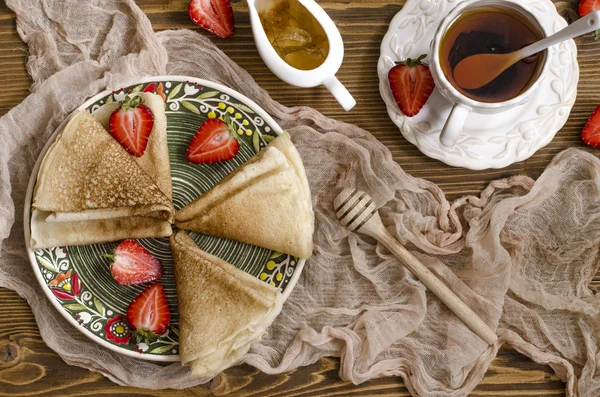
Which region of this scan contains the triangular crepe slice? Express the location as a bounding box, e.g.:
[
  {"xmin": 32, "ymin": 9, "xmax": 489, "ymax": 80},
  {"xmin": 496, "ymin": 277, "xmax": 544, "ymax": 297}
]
[
  {"xmin": 268, "ymin": 131, "xmax": 314, "ymax": 240},
  {"xmin": 176, "ymin": 144, "xmax": 289, "ymax": 219},
  {"xmin": 30, "ymin": 111, "xmax": 173, "ymax": 249},
  {"xmin": 93, "ymin": 92, "xmax": 172, "ymax": 200},
  {"xmin": 175, "ymin": 132, "xmax": 313, "ymax": 258},
  {"xmin": 268, "ymin": 131, "xmax": 311, "ymax": 206},
  {"xmin": 170, "ymin": 230, "xmax": 283, "ymax": 377}
]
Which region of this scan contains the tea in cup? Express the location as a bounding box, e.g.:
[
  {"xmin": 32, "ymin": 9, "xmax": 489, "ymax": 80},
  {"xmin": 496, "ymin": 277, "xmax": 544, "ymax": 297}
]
[{"xmin": 430, "ymin": 0, "xmax": 549, "ymax": 147}]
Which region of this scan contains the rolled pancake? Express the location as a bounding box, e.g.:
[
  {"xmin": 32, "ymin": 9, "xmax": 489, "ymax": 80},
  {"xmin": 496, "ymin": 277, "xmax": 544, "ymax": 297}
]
[
  {"xmin": 31, "ymin": 111, "xmax": 173, "ymax": 249},
  {"xmin": 31, "ymin": 210, "xmax": 172, "ymax": 248},
  {"xmin": 175, "ymin": 133, "xmax": 313, "ymax": 258},
  {"xmin": 93, "ymin": 92, "xmax": 172, "ymax": 199},
  {"xmin": 170, "ymin": 230, "xmax": 283, "ymax": 377}
]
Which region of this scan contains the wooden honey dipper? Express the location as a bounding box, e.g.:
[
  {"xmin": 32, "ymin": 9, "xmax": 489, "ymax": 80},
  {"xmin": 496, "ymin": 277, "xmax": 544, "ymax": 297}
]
[{"xmin": 334, "ymin": 188, "xmax": 498, "ymax": 345}]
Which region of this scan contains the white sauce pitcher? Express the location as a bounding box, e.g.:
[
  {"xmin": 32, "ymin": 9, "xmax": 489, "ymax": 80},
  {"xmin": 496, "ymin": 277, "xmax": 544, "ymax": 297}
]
[{"xmin": 247, "ymin": 0, "xmax": 356, "ymax": 111}]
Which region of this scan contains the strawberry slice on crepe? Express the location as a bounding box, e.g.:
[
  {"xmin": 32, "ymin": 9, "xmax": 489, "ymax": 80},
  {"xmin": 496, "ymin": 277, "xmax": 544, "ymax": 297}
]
[
  {"xmin": 109, "ymin": 95, "xmax": 155, "ymax": 157},
  {"xmin": 94, "ymin": 92, "xmax": 172, "ymax": 201},
  {"xmin": 30, "ymin": 111, "xmax": 173, "ymax": 249}
]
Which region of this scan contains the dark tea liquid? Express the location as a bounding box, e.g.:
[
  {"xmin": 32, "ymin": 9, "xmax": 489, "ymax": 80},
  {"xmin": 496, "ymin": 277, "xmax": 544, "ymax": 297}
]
[{"xmin": 440, "ymin": 5, "xmax": 544, "ymax": 103}]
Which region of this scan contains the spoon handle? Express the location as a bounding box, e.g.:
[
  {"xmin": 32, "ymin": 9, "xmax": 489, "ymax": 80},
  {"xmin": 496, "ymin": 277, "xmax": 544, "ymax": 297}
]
[
  {"xmin": 373, "ymin": 225, "xmax": 498, "ymax": 345},
  {"xmin": 521, "ymin": 10, "xmax": 600, "ymax": 58}
]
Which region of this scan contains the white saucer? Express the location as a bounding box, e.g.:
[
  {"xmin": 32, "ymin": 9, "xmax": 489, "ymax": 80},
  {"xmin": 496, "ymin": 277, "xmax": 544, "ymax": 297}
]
[{"xmin": 377, "ymin": 0, "xmax": 579, "ymax": 170}]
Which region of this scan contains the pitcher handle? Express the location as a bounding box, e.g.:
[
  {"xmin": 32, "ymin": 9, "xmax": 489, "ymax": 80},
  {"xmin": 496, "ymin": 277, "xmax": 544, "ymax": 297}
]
[{"xmin": 324, "ymin": 76, "xmax": 356, "ymax": 111}]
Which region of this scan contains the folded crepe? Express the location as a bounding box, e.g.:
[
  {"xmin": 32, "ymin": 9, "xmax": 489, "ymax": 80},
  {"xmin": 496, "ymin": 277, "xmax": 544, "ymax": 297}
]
[
  {"xmin": 170, "ymin": 230, "xmax": 283, "ymax": 377},
  {"xmin": 93, "ymin": 92, "xmax": 172, "ymax": 200},
  {"xmin": 30, "ymin": 110, "xmax": 173, "ymax": 248},
  {"xmin": 175, "ymin": 132, "xmax": 314, "ymax": 258}
]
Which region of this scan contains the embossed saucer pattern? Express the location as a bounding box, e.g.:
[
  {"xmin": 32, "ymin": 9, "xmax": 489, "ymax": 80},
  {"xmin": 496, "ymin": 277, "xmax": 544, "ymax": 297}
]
[{"xmin": 378, "ymin": 0, "xmax": 579, "ymax": 170}]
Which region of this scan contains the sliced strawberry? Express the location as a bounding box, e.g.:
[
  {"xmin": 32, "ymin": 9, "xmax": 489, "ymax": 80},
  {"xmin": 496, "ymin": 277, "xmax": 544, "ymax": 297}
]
[
  {"xmin": 582, "ymin": 106, "xmax": 600, "ymax": 147},
  {"xmin": 188, "ymin": 0, "xmax": 234, "ymax": 39},
  {"xmin": 127, "ymin": 283, "xmax": 170, "ymax": 344},
  {"xmin": 108, "ymin": 95, "xmax": 155, "ymax": 157},
  {"xmin": 388, "ymin": 54, "xmax": 435, "ymax": 117},
  {"xmin": 186, "ymin": 116, "xmax": 240, "ymax": 164},
  {"xmin": 579, "ymin": 0, "xmax": 600, "ymax": 39},
  {"xmin": 143, "ymin": 82, "xmax": 157, "ymax": 93},
  {"xmin": 579, "ymin": 0, "xmax": 600, "ymax": 16},
  {"xmin": 104, "ymin": 240, "xmax": 163, "ymax": 286}
]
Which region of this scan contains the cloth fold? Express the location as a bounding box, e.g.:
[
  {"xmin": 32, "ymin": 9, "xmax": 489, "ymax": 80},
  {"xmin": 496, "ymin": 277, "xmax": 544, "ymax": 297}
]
[{"xmin": 0, "ymin": 1, "xmax": 599, "ymax": 396}]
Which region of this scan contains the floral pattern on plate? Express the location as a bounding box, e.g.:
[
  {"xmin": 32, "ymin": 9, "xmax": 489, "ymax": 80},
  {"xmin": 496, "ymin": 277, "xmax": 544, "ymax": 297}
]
[{"xmin": 28, "ymin": 77, "xmax": 305, "ymax": 361}]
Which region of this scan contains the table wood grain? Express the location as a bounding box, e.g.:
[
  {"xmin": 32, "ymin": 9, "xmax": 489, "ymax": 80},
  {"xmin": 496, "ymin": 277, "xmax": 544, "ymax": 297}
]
[{"xmin": 1, "ymin": 0, "xmax": 597, "ymax": 395}]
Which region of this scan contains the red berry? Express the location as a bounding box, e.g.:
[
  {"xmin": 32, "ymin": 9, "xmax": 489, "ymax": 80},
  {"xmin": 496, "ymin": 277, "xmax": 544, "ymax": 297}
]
[
  {"xmin": 188, "ymin": 0, "xmax": 234, "ymax": 39},
  {"xmin": 186, "ymin": 117, "xmax": 240, "ymax": 164},
  {"xmin": 127, "ymin": 283, "xmax": 170, "ymax": 344},
  {"xmin": 105, "ymin": 240, "xmax": 163, "ymax": 286},
  {"xmin": 143, "ymin": 82, "xmax": 157, "ymax": 93},
  {"xmin": 108, "ymin": 95, "xmax": 155, "ymax": 157},
  {"xmin": 579, "ymin": 0, "xmax": 600, "ymax": 16},
  {"xmin": 388, "ymin": 55, "xmax": 435, "ymax": 117},
  {"xmin": 582, "ymin": 106, "xmax": 600, "ymax": 148}
]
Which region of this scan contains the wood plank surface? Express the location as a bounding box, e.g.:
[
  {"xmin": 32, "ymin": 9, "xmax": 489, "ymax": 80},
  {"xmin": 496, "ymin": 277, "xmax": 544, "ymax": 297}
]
[{"xmin": 1, "ymin": 0, "xmax": 597, "ymax": 395}]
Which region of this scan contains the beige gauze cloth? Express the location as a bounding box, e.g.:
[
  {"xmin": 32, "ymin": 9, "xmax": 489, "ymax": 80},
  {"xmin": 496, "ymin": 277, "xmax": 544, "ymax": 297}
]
[{"xmin": 1, "ymin": 1, "xmax": 599, "ymax": 396}]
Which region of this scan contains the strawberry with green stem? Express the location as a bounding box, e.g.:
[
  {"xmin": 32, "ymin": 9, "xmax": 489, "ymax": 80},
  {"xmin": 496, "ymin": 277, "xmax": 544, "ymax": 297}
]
[
  {"xmin": 109, "ymin": 95, "xmax": 155, "ymax": 157},
  {"xmin": 127, "ymin": 283, "xmax": 171, "ymax": 344},
  {"xmin": 388, "ymin": 54, "xmax": 435, "ymax": 117},
  {"xmin": 186, "ymin": 114, "xmax": 240, "ymax": 164},
  {"xmin": 104, "ymin": 240, "xmax": 163, "ymax": 286}
]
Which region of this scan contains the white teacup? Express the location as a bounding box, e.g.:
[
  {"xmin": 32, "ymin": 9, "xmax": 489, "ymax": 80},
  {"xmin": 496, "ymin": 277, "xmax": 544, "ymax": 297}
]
[{"xmin": 430, "ymin": 0, "xmax": 550, "ymax": 147}]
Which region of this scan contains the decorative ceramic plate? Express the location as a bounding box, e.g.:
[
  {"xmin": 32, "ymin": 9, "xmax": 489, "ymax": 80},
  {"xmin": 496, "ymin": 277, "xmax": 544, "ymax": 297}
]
[
  {"xmin": 378, "ymin": 0, "xmax": 579, "ymax": 170},
  {"xmin": 24, "ymin": 76, "xmax": 305, "ymax": 362}
]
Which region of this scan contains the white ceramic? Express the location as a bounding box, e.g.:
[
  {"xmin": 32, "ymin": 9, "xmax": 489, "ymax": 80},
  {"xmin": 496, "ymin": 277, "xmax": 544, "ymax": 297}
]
[
  {"xmin": 248, "ymin": 0, "xmax": 356, "ymax": 111},
  {"xmin": 378, "ymin": 0, "xmax": 579, "ymax": 170},
  {"xmin": 431, "ymin": 0, "xmax": 550, "ymax": 147}
]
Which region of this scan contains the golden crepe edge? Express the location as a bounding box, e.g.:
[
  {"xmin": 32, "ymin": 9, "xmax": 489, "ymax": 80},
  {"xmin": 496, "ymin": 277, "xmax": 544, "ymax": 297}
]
[
  {"xmin": 93, "ymin": 92, "xmax": 172, "ymax": 200},
  {"xmin": 174, "ymin": 132, "xmax": 314, "ymax": 259},
  {"xmin": 30, "ymin": 110, "xmax": 173, "ymax": 249},
  {"xmin": 170, "ymin": 230, "xmax": 284, "ymax": 378}
]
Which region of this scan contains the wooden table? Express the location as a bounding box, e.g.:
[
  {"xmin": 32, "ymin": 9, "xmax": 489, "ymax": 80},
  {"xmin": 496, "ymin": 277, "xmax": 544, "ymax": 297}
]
[{"xmin": 0, "ymin": 0, "xmax": 596, "ymax": 395}]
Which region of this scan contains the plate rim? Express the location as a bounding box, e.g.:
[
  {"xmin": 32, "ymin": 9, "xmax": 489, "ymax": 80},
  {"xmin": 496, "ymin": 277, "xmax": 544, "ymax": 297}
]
[{"xmin": 23, "ymin": 75, "xmax": 306, "ymax": 362}]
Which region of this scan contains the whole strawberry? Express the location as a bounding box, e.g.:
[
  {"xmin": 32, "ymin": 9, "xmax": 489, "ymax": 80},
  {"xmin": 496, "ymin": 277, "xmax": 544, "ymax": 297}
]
[
  {"xmin": 104, "ymin": 240, "xmax": 163, "ymax": 286},
  {"xmin": 127, "ymin": 283, "xmax": 171, "ymax": 344},
  {"xmin": 388, "ymin": 54, "xmax": 435, "ymax": 117},
  {"xmin": 109, "ymin": 95, "xmax": 155, "ymax": 157},
  {"xmin": 186, "ymin": 115, "xmax": 240, "ymax": 164}
]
